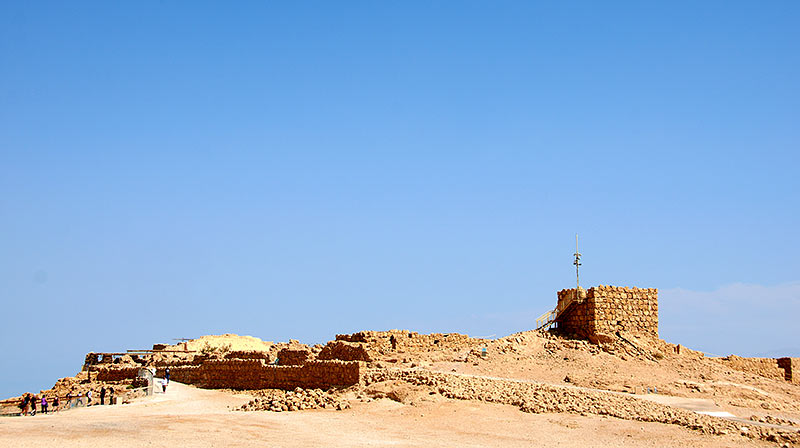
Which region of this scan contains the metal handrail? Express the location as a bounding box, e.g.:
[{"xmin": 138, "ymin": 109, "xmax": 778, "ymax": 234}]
[
  {"xmin": 535, "ymin": 309, "xmax": 557, "ymax": 330},
  {"xmin": 536, "ymin": 290, "xmax": 585, "ymax": 330}
]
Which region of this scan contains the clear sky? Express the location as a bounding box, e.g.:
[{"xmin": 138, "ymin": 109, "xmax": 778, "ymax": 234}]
[{"xmin": 1, "ymin": 2, "xmax": 798, "ymax": 399}]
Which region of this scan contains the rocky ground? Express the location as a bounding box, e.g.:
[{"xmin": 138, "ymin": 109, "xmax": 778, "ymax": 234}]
[{"xmin": 238, "ymin": 387, "xmax": 351, "ymax": 412}]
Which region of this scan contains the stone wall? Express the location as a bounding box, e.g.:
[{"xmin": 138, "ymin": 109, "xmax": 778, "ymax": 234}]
[
  {"xmin": 713, "ymin": 356, "xmax": 799, "ymax": 384},
  {"xmin": 95, "ymin": 366, "xmax": 140, "ymax": 382},
  {"xmin": 88, "ymin": 353, "xmax": 360, "ymax": 390},
  {"xmin": 83, "ymin": 353, "xmax": 148, "ymax": 370},
  {"xmin": 318, "ymin": 341, "xmax": 373, "ymax": 362},
  {"xmin": 83, "ymin": 353, "xmax": 108, "ymax": 369},
  {"xmin": 555, "ymin": 285, "xmax": 658, "ymax": 340},
  {"xmin": 83, "ymin": 343, "xmax": 361, "ymax": 390},
  {"xmin": 714, "ymin": 356, "xmax": 786, "ymax": 381},
  {"xmin": 554, "ymin": 288, "xmax": 591, "ymax": 339},
  {"xmin": 277, "ymin": 348, "xmax": 313, "ymax": 366},
  {"xmin": 336, "ymin": 330, "xmax": 484, "ymax": 354},
  {"xmin": 162, "ymin": 360, "xmax": 360, "ymax": 390},
  {"xmin": 777, "ymin": 357, "xmax": 800, "ymax": 384}
]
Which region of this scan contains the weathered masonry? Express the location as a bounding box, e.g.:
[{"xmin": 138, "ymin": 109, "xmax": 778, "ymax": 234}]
[
  {"xmin": 554, "ymin": 285, "xmax": 658, "ymax": 341},
  {"xmin": 714, "ymin": 355, "xmax": 800, "ymax": 384},
  {"xmin": 164, "ymin": 360, "xmax": 360, "ymax": 390},
  {"xmin": 89, "ymin": 348, "xmax": 362, "ymax": 391},
  {"xmin": 777, "ymin": 357, "xmax": 800, "ymax": 384}
]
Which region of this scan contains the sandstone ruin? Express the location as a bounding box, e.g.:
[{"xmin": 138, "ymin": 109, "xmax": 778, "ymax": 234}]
[
  {"xmin": 551, "ymin": 285, "xmax": 659, "ymax": 342},
  {"xmin": 75, "ymin": 285, "xmax": 796, "ymax": 392},
  {"xmin": 82, "ymin": 330, "xmax": 486, "ymax": 392},
  {"xmin": 5, "ymin": 284, "xmax": 800, "ymax": 447}
]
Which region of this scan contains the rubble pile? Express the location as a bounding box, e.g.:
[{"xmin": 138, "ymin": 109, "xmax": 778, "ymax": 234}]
[
  {"xmin": 238, "ymin": 387, "xmax": 350, "ymax": 412},
  {"xmin": 751, "ymin": 415, "xmax": 799, "ymax": 427},
  {"xmin": 362, "ymin": 379, "xmax": 436, "ymax": 405}
]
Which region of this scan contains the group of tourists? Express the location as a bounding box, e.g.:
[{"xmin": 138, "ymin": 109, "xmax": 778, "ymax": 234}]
[
  {"xmin": 18, "ymin": 393, "xmax": 57, "ymax": 416},
  {"xmin": 18, "ymin": 386, "xmax": 116, "ymax": 416}
]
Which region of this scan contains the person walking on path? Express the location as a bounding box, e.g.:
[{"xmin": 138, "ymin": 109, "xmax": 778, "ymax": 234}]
[
  {"xmin": 165, "ymin": 368, "xmax": 170, "ymax": 384},
  {"xmin": 30, "ymin": 394, "xmax": 37, "ymax": 416},
  {"xmin": 41, "ymin": 396, "xmax": 48, "ymax": 414},
  {"xmin": 53, "ymin": 395, "xmax": 59, "ymax": 412},
  {"xmin": 108, "ymin": 388, "xmax": 114, "ymax": 405},
  {"xmin": 100, "ymin": 387, "xmax": 106, "ymax": 405},
  {"xmin": 20, "ymin": 395, "xmax": 29, "ymax": 416},
  {"xmin": 86, "ymin": 390, "xmax": 93, "ymax": 406}
]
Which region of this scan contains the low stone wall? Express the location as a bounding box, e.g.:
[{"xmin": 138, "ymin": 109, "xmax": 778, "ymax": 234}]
[
  {"xmin": 163, "ymin": 360, "xmax": 360, "ymax": 390},
  {"xmin": 713, "ymin": 356, "xmax": 786, "ymax": 381},
  {"xmin": 336, "ymin": 330, "xmax": 484, "ymax": 354}
]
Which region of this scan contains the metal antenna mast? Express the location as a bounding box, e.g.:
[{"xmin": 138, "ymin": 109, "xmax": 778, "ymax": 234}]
[{"xmin": 573, "ymin": 234, "xmax": 581, "ymax": 295}]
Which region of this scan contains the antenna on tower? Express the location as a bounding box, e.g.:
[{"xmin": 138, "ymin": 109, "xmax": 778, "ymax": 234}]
[{"xmin": 574, "ymin": 234, "xmax": 582, "ymax": 294}]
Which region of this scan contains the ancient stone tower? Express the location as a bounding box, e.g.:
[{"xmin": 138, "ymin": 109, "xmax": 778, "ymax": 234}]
[{"xmin": 553, "ymin": 285, "xmax": 658, "ymax": 342}]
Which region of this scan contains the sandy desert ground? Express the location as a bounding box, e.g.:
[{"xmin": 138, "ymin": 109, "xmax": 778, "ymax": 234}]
[{"xmin": 0, "ymin": 381, "xmax": 780, "ymax": 448}]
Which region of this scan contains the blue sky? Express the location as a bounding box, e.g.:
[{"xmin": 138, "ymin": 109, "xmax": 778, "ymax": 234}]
[{"xmin": 1, "ymin": 2, "xmax": 798, "ymax": 398}]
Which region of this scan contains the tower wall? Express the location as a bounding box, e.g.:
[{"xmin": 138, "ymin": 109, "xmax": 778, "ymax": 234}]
[{"xmin": 555, "ymin": 285, "xmax": 658, "ymax": 340}]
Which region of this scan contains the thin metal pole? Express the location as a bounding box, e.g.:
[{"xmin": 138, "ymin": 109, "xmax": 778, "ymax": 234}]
[{"xmin": 574, "ymin": 234, "xmax": 581, "ymax": 300}]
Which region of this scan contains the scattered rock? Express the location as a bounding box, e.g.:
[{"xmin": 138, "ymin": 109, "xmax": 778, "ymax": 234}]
[
  {"xmin": 362, "ymin": 368, "xmax": 800, "ymax": 447},
  {"xmin": 364, "ymin": 380, "xmax": 429, "ymax": 405},
  {"xmin": 238, "ymin": 388, "xmax": 349, "ymax": 412}
]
